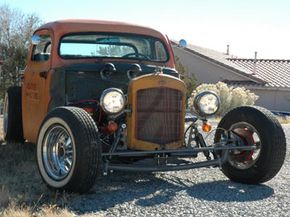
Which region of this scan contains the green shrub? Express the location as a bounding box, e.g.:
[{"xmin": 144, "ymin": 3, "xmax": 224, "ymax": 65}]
[{"xmin": 188, "ymin": 82, "xmax": 259, "ymax": 115}]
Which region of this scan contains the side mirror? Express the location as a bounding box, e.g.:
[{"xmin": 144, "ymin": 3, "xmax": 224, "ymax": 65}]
[
  {"xmin": 179, "ymin": 39, "xmax": 187, "ymax": 48},
  {"xmin": 31, "ymin": 35, "xmax": 41, "ymax": 45}
]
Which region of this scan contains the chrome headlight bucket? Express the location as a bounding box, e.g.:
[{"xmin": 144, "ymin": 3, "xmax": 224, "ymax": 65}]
[
  {"xmin": 193, "ymin": 91, "xmax": 220, "ymax": 116},
  {"xmin": 100, "ymin": 88, "xmax": 125, "ymax": 114}
]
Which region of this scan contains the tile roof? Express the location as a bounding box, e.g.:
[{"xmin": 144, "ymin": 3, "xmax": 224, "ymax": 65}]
[
  {"xmin": 172, "ymin": 41, "xmax": 290, "ymax": 89},
  {"xmin": 228, "ymin": 59, "xmax": 290, "ymax": 88}
]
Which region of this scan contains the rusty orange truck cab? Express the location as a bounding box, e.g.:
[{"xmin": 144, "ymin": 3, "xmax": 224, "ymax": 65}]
[
  {"xmin": 22, "ymin": 20, "xmax": 177, "ymax": 144},
  {"xmin": 3, "ymin": 20, "xmax": 286, "ymax": 193}
]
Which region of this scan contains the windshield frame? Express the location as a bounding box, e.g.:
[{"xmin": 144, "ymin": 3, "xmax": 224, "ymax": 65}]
[{"xmin": 58, "ymin": 32, "xmax": 170, "ymax": 63}]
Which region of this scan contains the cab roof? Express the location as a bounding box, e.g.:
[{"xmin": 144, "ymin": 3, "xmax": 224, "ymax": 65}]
[
  {"xmin": 36, "ymin": 19, "xmax": 166, "ymax": 39},
  {"xmin": 32, "ymin": 20, "xmax": 175, "ymax": 68}
]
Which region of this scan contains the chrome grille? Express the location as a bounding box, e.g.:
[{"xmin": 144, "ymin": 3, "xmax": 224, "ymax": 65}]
[{"xmin": 136, "ymin": 88, "xmax": 182, "ymax": 144}]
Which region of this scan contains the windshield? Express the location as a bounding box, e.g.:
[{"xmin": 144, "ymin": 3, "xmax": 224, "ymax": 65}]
[{"xmin": 59, "ymin": 33, "xmax": 169, "ymax": 62}]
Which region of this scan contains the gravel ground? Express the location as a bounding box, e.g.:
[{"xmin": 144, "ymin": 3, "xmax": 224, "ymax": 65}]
[
  {"xmin": 1, "ymin": 121, "xmax": 289, "ymax": 216},
  {"xmin": 64, "ymin": 125, "xmax": 290, "ymax": 217}
]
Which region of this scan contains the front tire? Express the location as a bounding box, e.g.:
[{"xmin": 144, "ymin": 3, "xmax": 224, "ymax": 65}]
[
  {"xmin": 37, "ymin": 107, "xmax": 101, "ymax": 193},
  {"xmin": 215, "ymin": 106, "xmax": 286, "ymax": 184}
]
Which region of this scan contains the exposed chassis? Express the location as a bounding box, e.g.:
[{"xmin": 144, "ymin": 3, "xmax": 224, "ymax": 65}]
[
  {"xmin": 101, "ymin": 117, "xmax": 257, "ymax": 173},
  {"xmin": 102, "ymin": 145, "xmax": 257, "ymax": 173}
]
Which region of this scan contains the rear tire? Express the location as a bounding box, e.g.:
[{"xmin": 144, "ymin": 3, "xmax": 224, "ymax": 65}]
[
  {"xmin": 37, "ymin": 107, "xmax": 101, "ymax": 193},
  {"xmin": 215, "ymin": 106, "xmax": 286, "ymax": 184},
  {"xmin": 3, "ymin": 86, "xmax": 24, "ymax": 143}
]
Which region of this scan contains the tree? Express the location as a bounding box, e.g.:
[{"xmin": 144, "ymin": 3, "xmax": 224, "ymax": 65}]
[
  {"xmin": 0, "ymin": 4, "xmax": 42, "ymax": 99},
  {"xmin": 175, "ymin": 55, "xmax": 197, "ymax": 102}
]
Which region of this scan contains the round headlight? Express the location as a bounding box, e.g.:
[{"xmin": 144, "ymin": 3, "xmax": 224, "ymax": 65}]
[
  {"xmin": 193, "ymin": 91, "xmax": 220, "ymax": 116},
  {"xmin": 100, "ymin": 88, "xmax": 125, "ymax": 114}
]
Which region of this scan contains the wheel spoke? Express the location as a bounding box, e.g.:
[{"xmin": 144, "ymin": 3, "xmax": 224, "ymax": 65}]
[
  {"xmin": 65, "ymin": 158, "xmax": 72, "ymax": 168},
  {"xmin": 65, "ymin": 137, "xmax": 72, "ymax": 147}
]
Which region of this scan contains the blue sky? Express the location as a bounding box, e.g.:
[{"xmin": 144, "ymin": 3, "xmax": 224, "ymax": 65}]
[{"xmin": 1, "ymin": 0, "xmax": 290, "ymax": 59}]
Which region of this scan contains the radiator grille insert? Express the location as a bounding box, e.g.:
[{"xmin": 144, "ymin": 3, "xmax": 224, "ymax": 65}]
[{"xmin": 136, "ymin": 88, "xmax": 182, "ymax": 145}]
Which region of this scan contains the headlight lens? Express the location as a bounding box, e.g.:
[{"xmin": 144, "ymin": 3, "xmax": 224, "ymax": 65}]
[
  {"xmin": 100, "ymin": 88, "xmax": 125, "ymax": 114},
  {"xmin": 194, "ymin": 91, "xmax": 220, "ymax": 116}
]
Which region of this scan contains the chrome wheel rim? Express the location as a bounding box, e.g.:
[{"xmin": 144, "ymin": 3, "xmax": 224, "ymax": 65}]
[
  {"xmin": 228, "ymin": 122, "xmax": 261, "ymax": 170},
  {"xmin": 42, "ymin": 124, "xmax": 75, "ymax": 180},
  {"xmin": 3, "ymin": 94, "xmax": 9, "ymax": 138}
]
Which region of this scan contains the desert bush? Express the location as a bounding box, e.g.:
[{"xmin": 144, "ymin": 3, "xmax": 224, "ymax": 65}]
[{"xmin": 188, "ymin": 81, "xmax": 259, "ymax": 115}]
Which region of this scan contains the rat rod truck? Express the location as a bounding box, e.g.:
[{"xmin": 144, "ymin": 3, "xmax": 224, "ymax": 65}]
[{"xmin": 3, "ymin": 20, "xmax": 286, "ymax": 193}]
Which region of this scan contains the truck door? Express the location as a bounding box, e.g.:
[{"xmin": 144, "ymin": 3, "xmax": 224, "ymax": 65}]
[{"xmin": 22, "ymin": 30, "xmax": 52, "ymax": 143}]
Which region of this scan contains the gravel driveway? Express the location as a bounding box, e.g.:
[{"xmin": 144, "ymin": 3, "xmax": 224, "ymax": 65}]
[{"xmin": 63, "ymin": 125, "xmax": 290, "ymax": 217}]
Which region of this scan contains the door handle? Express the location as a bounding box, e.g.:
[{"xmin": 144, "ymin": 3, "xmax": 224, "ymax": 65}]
[{"xmin": 39, "ymin": 71, "xmax": 48, "ymax": 79}]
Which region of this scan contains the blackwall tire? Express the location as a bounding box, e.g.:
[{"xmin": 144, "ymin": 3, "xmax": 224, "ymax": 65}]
[
  {"xmin": 3, "ymin": 86, "xmax": 24, "ymax": 143},
  {"xmin": 37, "ymin": 107, "xmax": 101, "ymax": 193},
  {"xmin": 215, "ymin": 106, "xmax": 286, "ymax": 184}
]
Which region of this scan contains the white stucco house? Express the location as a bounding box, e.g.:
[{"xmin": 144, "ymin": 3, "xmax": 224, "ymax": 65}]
[{"xmin": 172, "ymin": 42, "xmax": 290, "ymax": 113}]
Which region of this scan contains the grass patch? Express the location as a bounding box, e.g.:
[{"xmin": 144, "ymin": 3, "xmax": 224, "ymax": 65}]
[
  {"xmin": 0, "ymin": 142, "xmax": 79, "ymax": 216},
  {"xmin": 1, "ymin": 203, "xmax": 78, "ymax": 217}
]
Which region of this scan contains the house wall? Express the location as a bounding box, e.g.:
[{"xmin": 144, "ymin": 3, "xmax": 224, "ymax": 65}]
[
  {"xmin": 173, "ymin": 46, "xmax": 290, "ymax": 113},
  {"xmin": 249, "ymin": 88, "xmax": 290, "ymax": 112}
]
